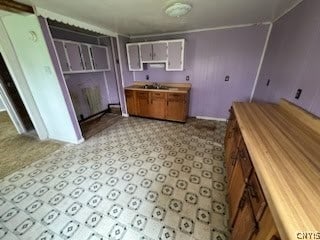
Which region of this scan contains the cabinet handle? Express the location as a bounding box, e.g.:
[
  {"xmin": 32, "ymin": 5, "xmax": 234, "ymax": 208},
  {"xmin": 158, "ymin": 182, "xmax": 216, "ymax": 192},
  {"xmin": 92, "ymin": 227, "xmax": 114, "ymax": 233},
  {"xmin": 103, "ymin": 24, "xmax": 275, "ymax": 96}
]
[
  {"xmin": 238, "ymin": 194, "xmax": 246, "ymax": 210},
  {"xmin": 247, "ymin": 184, "xmax": 259, "ymax": 200}
]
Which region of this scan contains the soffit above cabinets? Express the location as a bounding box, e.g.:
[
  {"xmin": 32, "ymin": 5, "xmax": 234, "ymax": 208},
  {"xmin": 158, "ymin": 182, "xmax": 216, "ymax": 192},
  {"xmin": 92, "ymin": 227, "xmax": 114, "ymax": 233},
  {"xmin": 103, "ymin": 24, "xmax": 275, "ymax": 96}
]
[{"xmin": 17, "ymin": 0, "xmax": 303, "ymax": 36}]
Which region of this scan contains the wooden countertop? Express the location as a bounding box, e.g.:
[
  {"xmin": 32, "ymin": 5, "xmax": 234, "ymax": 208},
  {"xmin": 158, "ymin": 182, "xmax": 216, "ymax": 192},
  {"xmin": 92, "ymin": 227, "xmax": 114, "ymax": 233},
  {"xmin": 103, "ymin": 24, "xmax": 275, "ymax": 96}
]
[
  {"xmin": 125, "ymin": 82, "xmax": 191, "ymax": 93},
  {"xmin": 233, "ymin": 100, "xmax": 320, "ymax": 240}
]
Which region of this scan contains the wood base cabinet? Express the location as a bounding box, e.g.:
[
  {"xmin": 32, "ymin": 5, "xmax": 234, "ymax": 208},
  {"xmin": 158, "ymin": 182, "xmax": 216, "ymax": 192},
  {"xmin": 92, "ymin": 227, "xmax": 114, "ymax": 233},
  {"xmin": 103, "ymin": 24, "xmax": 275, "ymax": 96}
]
[
  {"xmin": 226, "ymin": 107, "xmax": 280, "ymax": 240},
  {"xmin": 125, "ymin": 89, "xmax": 189, "ymax": 122}
]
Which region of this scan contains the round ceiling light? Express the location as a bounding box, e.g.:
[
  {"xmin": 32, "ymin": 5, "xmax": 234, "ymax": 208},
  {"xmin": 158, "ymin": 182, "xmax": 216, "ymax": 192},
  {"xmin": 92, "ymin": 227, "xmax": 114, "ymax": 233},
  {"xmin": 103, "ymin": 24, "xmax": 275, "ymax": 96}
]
[{"xmin": 165, "ymin": 3, "xmax": 192, "ymax": 17}]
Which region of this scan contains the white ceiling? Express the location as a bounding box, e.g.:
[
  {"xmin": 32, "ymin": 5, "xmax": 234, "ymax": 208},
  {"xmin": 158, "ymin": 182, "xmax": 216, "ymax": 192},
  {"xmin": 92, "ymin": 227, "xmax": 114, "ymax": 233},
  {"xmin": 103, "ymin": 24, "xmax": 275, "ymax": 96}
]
[{"xmin": 17, "ymin": 0, "xmax": 302, "ymax": 36}]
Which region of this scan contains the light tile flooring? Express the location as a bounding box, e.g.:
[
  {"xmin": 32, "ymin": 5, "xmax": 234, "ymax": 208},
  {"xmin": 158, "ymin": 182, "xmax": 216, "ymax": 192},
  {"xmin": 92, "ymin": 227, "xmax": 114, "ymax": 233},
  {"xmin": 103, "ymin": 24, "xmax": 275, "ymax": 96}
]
[{"xmin": 0, "ymin": 117, "xmax": 229, "ymax": 240}]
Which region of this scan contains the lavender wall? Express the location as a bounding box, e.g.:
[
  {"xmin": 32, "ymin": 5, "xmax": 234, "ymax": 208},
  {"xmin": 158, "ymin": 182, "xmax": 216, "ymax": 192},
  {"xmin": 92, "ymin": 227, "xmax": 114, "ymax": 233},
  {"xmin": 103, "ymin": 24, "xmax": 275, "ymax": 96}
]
[
  {"xmin": 47, "ymin": 22, "xmax": 121, "ymax": 118},
  {"xmin": 131, "ymin": 25, "xmax": 269, "ymax": 118},
  {"xmin": 64, "ymin": 72, "xmax": 109, "ymax": 118},
  {"xmin": 99, "ymin": 37, "xmax": 120, "ymax": 104},
  {"xmin": 253, "ymin": 0, "xmax": 320, "ymax": 117},
  {"xmin": 118, "ymin": 36, "xmax": 134, "ymax": 87}
]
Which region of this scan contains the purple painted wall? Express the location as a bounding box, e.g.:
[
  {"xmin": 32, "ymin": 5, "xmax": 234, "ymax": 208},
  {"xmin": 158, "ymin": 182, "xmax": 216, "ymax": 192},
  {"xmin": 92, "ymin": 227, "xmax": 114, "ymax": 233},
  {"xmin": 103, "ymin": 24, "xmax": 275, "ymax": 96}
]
[
  {"xmin": 99, "ymin": 37, "xmax": 120, "ymax": 104},
  {"xmin": 118, "ymin": 36, "xmax": 134, "ymax": 88},
  {"xmin": 253, "ymin": 0, "xmax": 320, "ymax": 117},
  {"xmin": 112, "ymin": 37, "xmax": 127, "ymax": 115},
  {"xmin": 47, "ymin": 22, "xmax": 121, "ymax": 118},
  {"xmin": 130, "ymin": 25, "xmax": 269, "ymax": 118},
  {"xmin": 64, "ymin": 72, "xmax": 109, "ymax": 118}
]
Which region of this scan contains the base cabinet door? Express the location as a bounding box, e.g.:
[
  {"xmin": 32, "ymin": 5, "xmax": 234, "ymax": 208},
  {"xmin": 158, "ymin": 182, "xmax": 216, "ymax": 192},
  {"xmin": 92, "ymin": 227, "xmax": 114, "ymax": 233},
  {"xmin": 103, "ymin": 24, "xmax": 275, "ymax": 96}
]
[
  {"xmin": 228, "ymin": 159, "xmax": 246, "ymax": 226},
  {"xmin": 125, "ymin": 90, "xmax": 136, "ymax": 115},
  {"xmin": 136, "ymin": 92, "xmax": 150, "ymax": 117},
  {"xmin": 166, "ymin": 93, "xmax": 187, "ymax": 122},
  {"xmin": 149, "ymin": 92, "xmax": 166, "ymax": 119},
  {"xmin": 231, "ymin": 191, "xmax": 257, "ymax": 240},
  {"xmin": 251, "ymin": 208, "xmax": 280, "ymax": 240}
]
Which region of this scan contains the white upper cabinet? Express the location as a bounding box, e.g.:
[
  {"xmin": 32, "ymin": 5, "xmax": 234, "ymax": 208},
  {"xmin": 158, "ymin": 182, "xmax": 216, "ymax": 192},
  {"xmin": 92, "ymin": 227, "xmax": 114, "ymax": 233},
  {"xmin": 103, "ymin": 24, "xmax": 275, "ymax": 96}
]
[
  {"xmin": 127, "ymin": 44, "xmax": 142, "ymax": 71},
  {"xmin": 53, "ymin": 39, "xmax": 110, "ymax": 73},
  {"xmin": 126, "ymin": 39, "xmax": 185, "ymax": 71},
  {"xmin": 65, "ymin": 42, "xmax": 84, "ymax": 71},
  {"xmin": 140, "ymin": 43, "xmax": 153, "ymax": 62},
  {"xmin": 54, "ymin": 40, "xmax": 70, "ymax": 72},
  {"xmin": 80, "ymin": 44, "xmax": 93, "ymax": 70},
  {"xmin": 167, "ymin": 40, "xmax": 184, "ymax": 71},
  {"xmin": 90, "ymin": 46, "xmax": 110, "ymax": 70},
  {"xmin": 152, "ymin": 42, "xmax": 168, "ymax": 62}
]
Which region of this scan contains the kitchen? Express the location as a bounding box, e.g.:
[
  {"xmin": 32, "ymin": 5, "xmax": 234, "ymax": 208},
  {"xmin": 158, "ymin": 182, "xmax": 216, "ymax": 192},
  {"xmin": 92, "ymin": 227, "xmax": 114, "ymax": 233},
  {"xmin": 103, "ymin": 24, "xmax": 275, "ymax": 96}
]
[{"xmin": 0, "ymin": 0, "xmax": 319, "ymax": 240}]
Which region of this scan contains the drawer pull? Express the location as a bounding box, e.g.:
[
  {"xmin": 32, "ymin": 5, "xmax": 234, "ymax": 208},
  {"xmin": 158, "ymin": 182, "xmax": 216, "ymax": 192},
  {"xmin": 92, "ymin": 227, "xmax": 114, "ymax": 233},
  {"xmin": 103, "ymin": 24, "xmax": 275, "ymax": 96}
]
[
  {"xmin": 238, "ymin": 194, "xmax": 246, "ymax": 210},
  {"xmin": 247, "ymin": 184, "xmax": 259, "ymax": 200}
]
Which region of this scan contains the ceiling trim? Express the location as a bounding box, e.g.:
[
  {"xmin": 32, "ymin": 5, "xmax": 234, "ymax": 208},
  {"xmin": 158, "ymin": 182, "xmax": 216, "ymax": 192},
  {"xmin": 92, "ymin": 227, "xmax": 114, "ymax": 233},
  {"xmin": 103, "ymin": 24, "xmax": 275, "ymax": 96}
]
[
  {"xmin": 130, "ymin": 22, "xmax": 271, "ymax": 39},
  {"xmin": 273, "ymin": 0, "xmax": 304, "ymax": 23},
  {"xmin": 34, "ymin": 7, "xmax": 117, "ymax": 37}
]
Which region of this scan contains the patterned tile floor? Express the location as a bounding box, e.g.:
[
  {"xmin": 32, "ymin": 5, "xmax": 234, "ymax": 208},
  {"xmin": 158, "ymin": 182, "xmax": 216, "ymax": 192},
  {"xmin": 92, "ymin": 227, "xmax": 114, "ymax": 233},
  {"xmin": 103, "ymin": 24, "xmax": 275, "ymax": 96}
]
[{"xmin": 0, "ymin": 117, "xmax": 229, "ymax": 240}]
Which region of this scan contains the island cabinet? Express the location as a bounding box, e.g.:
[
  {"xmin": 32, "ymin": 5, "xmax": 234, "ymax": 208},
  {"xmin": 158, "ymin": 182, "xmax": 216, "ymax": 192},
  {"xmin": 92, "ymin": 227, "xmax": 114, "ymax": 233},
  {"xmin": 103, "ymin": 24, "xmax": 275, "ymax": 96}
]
[
  {"xmin": 226, "ymin": 100, "xmax": 320, "ymax": 240},
  {"xmin": 226, "ymin": 106, "xmax": 280, "ymax": 240},
  {"xmin": 124, "ymin": 88, "xmax": 190, "ymax": 122}
]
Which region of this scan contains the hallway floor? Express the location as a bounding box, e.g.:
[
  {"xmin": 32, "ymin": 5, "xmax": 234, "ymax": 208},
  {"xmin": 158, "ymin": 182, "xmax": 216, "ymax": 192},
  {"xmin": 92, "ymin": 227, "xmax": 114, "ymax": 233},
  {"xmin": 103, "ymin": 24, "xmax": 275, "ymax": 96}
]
[
  {"xmin": 0, "ymin": 111, "xmax": 62, "ymax": 179},
  {"xmin": 0, "ymin": 117, "xmax": 229, "ymax": 240}
]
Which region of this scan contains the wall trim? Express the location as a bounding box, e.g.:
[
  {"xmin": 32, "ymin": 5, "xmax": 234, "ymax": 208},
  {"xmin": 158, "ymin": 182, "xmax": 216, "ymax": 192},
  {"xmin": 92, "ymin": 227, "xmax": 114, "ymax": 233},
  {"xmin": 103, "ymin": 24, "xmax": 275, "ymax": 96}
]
[
  {"xmin": 50, "ymin": 25, "xmax": 103, "ymax": 39},
  {"xmin": 250, "ymin": 23, "xmax": 273, "ymax": 101},
  {"xmin": 273, "ymin": 0, "xmax": 304, "ymax": 23},
  {"xmin": 196, "ymin": 116, "xmax": 227, "ymax": 122},
  {"xmin": 116, "ymin": 35, "xmax": 128, "ymax": 115},
  {"xmin": 122, "ymin": 113, "xmax": 129, "ymax": 117},
  {"xmin": 130, "ymin": 22, "xmax": 271, "ymax": 39},
  {"xmin": 35, "ymin": 7, "xmax": 117, "ymax": 37}
]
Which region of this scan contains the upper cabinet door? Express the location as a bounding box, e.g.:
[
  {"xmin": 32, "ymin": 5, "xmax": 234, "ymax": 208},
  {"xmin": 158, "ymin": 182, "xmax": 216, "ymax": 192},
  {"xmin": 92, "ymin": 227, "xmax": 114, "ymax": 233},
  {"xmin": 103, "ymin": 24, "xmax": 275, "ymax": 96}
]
[
  {"xmin": 80, "ymin": 44, "xmax": 93, "ymax": 70},
  {"xmin": 140, "ymin": 43, "xmax": 153, "ymax": 62},
  {"xmin": 54, "ymin": 40, "xmax": 70, "ymax": 72},
  {"xmin": 127, "ymin": 44, "xmax": 142, "ymax": 71},
  {"xmin": 152, "ymin": 42, "xmax": 168, "ymax": 62},
  {"xmin": 167, "ymin": 40, "xmax": 184, "ymax": 71},
  {"xmin": 64, "ymin": 42, "xmax": 84, "ymax": 71},
  {"xmin": 90, "ymin": 46, "xmax": 110, "ymax": 70}
]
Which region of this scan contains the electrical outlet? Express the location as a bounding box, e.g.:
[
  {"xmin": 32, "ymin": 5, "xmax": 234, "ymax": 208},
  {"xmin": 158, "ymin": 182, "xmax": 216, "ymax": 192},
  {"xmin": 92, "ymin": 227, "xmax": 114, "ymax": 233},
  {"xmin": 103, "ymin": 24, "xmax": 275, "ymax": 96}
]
[
  {"xmin": 266, "ymin": 79, "xmax": 271, "ymax": 86},
  {"xmin": 295, "ymin": 89, "xmax": 302, "ymax": 99},
  {"xmin": 186, "ymin": 76, "xmax": 190, "ymax": 81},
  {"xmin": 146, "ymin": 75, "xmax": 149, "ymax": 80},
  {"xmin": 225, "ymin": 75, "xmax": 230, "ymax": 82}
]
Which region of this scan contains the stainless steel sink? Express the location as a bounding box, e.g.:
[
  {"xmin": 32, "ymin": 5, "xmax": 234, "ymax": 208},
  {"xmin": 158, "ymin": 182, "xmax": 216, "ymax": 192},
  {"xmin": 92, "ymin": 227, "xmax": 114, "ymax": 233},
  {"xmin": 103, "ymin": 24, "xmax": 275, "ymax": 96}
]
[{"xmin": 142, "ymin": 84, "xmax": 169, "ymax": 90}]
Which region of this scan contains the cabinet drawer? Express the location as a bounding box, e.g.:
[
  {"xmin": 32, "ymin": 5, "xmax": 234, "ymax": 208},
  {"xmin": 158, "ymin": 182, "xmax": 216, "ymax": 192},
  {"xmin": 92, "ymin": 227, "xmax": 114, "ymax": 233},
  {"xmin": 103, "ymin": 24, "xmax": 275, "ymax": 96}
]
[
  {"xmin": 248, "ymin": 172, "xmax": 267, "ymax": 222},
  {"xmin": 151, "ymin": 92, "xmax": 165, "ymax": 99},
  {"xmin": 167, "ymin": 93, "xmax": 186, "ymax": 101},
  {"xmin": 238, "ymin": 139, "xmax": 253, "ymax": 180},
  {"xmin": 136, "ymin": 91, "xmax": 149, "ymax": 99}
]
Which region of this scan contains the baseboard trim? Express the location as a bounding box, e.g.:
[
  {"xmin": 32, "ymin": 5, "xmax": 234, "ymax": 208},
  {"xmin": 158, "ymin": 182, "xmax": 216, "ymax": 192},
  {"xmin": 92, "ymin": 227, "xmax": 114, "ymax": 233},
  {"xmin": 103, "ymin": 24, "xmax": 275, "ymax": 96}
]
[
  {"xmin": 0, "ymin": 109, "xmax": 6, "ymax": 112},
  {"xmin": 196, "ymin": 116, "xmax": 227, "ymax": 122},
  {"xmin": 49, "ymin": 136, "xmax": 85, "ymax": 144},
  {"xmin": 122, "ymin": 113, "xmax": 129, "ymax": 117}
]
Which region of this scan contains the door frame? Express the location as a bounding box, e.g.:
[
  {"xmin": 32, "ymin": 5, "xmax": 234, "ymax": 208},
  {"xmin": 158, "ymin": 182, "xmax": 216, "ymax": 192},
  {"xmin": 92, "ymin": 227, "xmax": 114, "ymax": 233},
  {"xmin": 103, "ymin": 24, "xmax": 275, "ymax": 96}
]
[{"xmin": 0, "ymin": 81, "xmax": 25, "ymax": 133}]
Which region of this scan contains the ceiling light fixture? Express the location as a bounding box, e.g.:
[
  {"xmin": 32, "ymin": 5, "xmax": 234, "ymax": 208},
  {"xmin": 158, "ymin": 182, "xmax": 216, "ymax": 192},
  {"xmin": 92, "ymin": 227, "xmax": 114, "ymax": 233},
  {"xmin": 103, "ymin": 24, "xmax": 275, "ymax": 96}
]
[{"xmin": 165, "ymin": 3, "xmax": 192, "ymax": 17}]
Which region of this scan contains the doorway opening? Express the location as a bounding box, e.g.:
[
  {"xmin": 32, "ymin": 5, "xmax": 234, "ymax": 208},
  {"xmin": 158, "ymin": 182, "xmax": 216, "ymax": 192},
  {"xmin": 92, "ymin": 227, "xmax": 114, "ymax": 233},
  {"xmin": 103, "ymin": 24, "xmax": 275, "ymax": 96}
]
[{"xmin": 0, "ymin": 53, "xmax": 35, "ymax": 133}]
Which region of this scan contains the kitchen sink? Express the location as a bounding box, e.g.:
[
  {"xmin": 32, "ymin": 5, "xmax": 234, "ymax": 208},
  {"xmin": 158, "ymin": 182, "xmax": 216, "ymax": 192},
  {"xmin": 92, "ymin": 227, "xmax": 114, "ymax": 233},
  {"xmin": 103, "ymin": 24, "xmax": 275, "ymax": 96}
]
[{"xmin": 142, "ymin": 84, "xmax": 169, "ymax": 90}]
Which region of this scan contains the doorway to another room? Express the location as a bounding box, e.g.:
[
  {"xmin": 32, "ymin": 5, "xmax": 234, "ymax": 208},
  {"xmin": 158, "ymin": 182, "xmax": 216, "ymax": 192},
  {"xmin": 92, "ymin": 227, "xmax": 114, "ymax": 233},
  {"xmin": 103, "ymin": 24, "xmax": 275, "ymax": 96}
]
[{"xmin": 0, "ymin": 53, "xmax": 35, "ymax": 133}]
